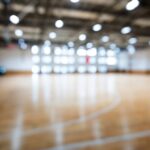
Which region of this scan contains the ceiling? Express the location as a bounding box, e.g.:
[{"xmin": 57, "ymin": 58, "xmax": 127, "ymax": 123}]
[{"xmin": 0, "ymin": 0, "xmax": 150, "ymax": 49}]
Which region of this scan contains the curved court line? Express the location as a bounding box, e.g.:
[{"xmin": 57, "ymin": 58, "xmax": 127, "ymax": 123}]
[
  {"xmin": 45, "ymin": 130, "xmax": 150, "ymax": 150},
  {"xmin": 23, "ymin": 94, "xmax": 121, "ymax": 137},
  {"xmin": 0, "ymin": 94, "xmax": 120, "ymax": 141}
]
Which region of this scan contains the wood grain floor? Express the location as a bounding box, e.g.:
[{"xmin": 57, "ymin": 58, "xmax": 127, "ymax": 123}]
[{"xmin": 0, "ymin": 74, "xmax": 150, "ymax": 150}]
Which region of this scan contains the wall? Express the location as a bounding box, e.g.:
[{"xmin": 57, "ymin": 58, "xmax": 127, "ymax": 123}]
[{"xmin": 0, "ymin": 47, "xmax": 150, "ymax": 72}]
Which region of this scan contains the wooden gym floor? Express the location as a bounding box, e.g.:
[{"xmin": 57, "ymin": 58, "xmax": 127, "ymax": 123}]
[{"xmin": 0, "ymin": 74, "xmax": 150, "ymax": 150}]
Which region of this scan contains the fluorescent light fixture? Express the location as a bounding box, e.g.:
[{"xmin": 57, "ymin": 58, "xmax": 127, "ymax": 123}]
[
  {"xmin": 31, "ymin": 45, "xmax": 39, "ymax": 54},
  {"xmin": 79, "ymin": 34, "xmax": 87, "ymax": 41},
  {"xmin": 9, "ymin": 15, "xmax": 20, "ymax": 24},
  {"xmin": 101, "ymin": 36, "xmax": 109, "ymax": 43},
  {"xmin": 121, "ymin": 26, "xmax": 132, "ymax": 34},
  {"xmin": 128, "ymin": 37, "xmax": 137, "ymax": 44},
  {"xmin": 126, "ymin": 0, "xmax": 140, "ymax": 11},
  {"xmin": 15, "ymin": 29, "xmax": 23, "ymax": 37},
  {"xmin": 92, "ymin": 24, "xmax": 102, "ymax": 32},
  {"xmin": 49, "ymin": 32, "xmax": 56, "ymax": 39},
  {"xmin": 55, "ymin": 20, "xmax": 64, "ymax": 28},
  {"xmin": 70, "ymin": 0, "xmax": 80, "ymax": 3}
]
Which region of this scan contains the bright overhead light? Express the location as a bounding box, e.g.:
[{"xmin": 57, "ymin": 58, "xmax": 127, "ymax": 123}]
[
  {"xmin": 49, "ymin": 32, "xmax": 56, "ymax": 39},
  {"xmin": 44, "ymin": 40, "xmax": 51, "ymax": 46},
  {"xmin": 15, "ymin": 29, "xmax": 23, "ymax": 37},
  {"xmin": 101, "ymin": 35, "xmax": 109, "ymax": 43},
  {"xmin": 55, "ymin": 20, "xmax": 64, "ymax": 28},
  {"xmin": 79, "ymin": 34, "xmax": 87, "ymax": 41},
  {"xmin": 70, "ymin": 0, "xmax": 80, "ymax": 3},
  {"xmin": 128, "ymin": 37, "xmax": 137, "ymax": 44},
  {"xmin": 121, "ymin": 26, "xmax": 132, "ymax": 34},
  {"xmin": 31, "ymin": 45, "xmax": 39, "ymax": 54},
  {"xmin": 92, "ymin": 24, "xmax": 102, "ymax": 32},
  {"xmin": 127, "ymin": 45, "xmax": 136, "ymax": 54},
  {"xmin": 68, "ymin": 41, "xmax": 74, "ymax": 47},
  {"xmin": 9, "ymin": 15, "xmax": 20, "ymax": 24},
  {"xmin": 126, "ymin": 0, "xmax": 140, "ymax": 11},
  {"xmin": 86, "ymin": 42, "xmax": 93, "ymax": 49}
]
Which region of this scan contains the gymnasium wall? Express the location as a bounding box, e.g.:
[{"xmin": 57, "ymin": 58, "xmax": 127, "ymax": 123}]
[{"xmin": 0, "ymin": 47, "xmax": 150, "ymax": 72}]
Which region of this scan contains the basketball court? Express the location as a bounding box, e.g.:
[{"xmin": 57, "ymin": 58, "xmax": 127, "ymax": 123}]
[{"xmin": 0, "ymin": 0, "xmax": 150, "ymax": 149}]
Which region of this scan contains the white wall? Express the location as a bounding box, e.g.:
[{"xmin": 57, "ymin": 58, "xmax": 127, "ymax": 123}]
[
  {"xmin": 0, "ymin": 48, "xmax": 32, "ymax": 71},
  {"xmin": 0, "ymin": 47, "xmax": 150, "ymax": 72}
]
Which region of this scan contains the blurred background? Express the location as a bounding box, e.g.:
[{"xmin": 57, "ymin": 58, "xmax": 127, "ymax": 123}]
[{"xmin": 0, "ymin": 0, "xmax": 150, "ymax": 74}]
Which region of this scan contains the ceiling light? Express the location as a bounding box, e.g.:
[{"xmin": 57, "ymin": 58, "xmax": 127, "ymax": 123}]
[
  {"xmin": 68, "ymin": 41, "xmax": 74, "ymax": 47},
  {"xmin": 49, "ymin": 32, "xmax": 56, "ymax": 39},
  {"xmin": 9, "ymin": 15, "xmax": 20, "ymax": 24},
  {"xmin": 86, "ymin": 42, "xmax": 93, "ymax": 49},
  {"xmin": 55, "ymin": 20, "xmax": 64, "ymax": 28},
  {"xmin": 127, "ymin": 45, "xmax": 136, "ymax": 54},
  {"xmin": 101, "ymin": 36, "xmax": 109, "ymax": 43},
  {"xmin": 121, "ymin": 26, "xmax": 132, "ymax": 34},
  {"xmin": 15, "ymin": 29, "xmax": 23, "ymax": 37},
  {"xmin": 126, "ymin": 0, "xmax": 140, "ymax": 11},
  {"xmin": 70, "ymin": 0, "xmax": 80, "ymax": 3},
  {"xmin": 92, "ymin": 24, "xmax": 102, "ymax": 32},
  {"xmin": 128, "ymin": 37, "xmax": 137, "ymax": 44},
  {"xmin": 79, "ymin": 34, "xmax": 87, "ymax": 41}
]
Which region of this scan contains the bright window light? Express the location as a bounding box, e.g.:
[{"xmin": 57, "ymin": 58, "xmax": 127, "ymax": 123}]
[
  {"xmin": 44, "ymin": 40, "xmax": 51, "ymax": 46},
  {"xmin": 98, "ymin": 66, "xmax": 108, "ymax": 73},
  {"xmin": 61, "ymin": 66, "xmax": 68, "ymax": 74},
  {"xmin": 79, "ymin": 34, "xmax": 87, "ymax": 41},
  {"xmin": 126, "ymin": 0, "xmax": 140, "ymax": 11},
  {"xmin": 101, "ymin": 35, "xmax": 109, "ymax": 43},
  {"xmin": 9, "ymin": 15, "xmax": 20, "ymax": 24},
  {"xmin": 68, "ymin": 57, "xmax": 75, "ymax": 64},
  {"xmin": 49, "ymin": 32, "xmax": 56, "ymax": 39},
  {"xmin": 42, "ymin": 46, "xmax": 51, "ymax": 55},
  {"xmin": 70, "ymin": 0, "xmax": 80, "ymax": 3},
  {"xmin": 55, "ymin": 20, "xmax": 64, "ymax": 28},
  {"xmin": 32, "ymin": 56, "xmax": 40, "ymax": 63},
  {"xmin": 87, "ymin": 66, "xmax": 97, "ymax": 73},
  {"xmin": 128, "ymin": 37, "xmax": 137, "ymax": 44},
  {"xmin": 107, "ymin": 50, "xmax": 115, "ymax": 57},
  {"xmin": 68, "ymin": 48, "xmax": 75, "ymax": 55},
  {"xmin": 99, "ymin": 47, "xmax": 106, "ymax": 56},
  {"xmin": 54, "ymin": 57, "xmax": 61, "ymax": 64},
  {"xmin": 42, "ymin": 56, "xmax": 52, "ymax": 63},
  {"xmin": 41, "ymin": 66, "xmax": 52, "ymax": 73},
  {"xmin": 32, "ymin": 65, "xmax": 40, "ymax": 74},
  {"xmin": 107, "ymin": 57, "xmax": 117, "ymax": 65},
  {"xmin": 98, "ymin": 57, "xmax": 107, "ymax": 64},
  {"xmin": 87, "ymin": 48, "xmax": 97, "ymax": 57},
  {"xmin": 53, "ymin": 66, "xmax": 61, "ymax": 73},
  {"xmin": 15, "ymin": 29, "xmax": 23, "ymax": 37},
  {"xmin": 31, "ymin": 45, "xmax": 39, "ymax": 54},
  {"xmin": 54, "ymin": 47, "xmax": 62, "ymax": 55},
  {"xmin": 121, "ymin": 26, "xmax": 132, "ymax": 34},
  {"xmin": 61, "ymin": 57, "xmax": 69, "ymax": 64},
  {"xmin": 77, "ymin": 47, "xmax": 87, "ymax": 56},
  {"xmin": 92, "ymin": 24, "xmax": 102, "ymax": 32},
  {"xmin": 78, "ymin": 66, "xmax": 86, "ymax": 73}
]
